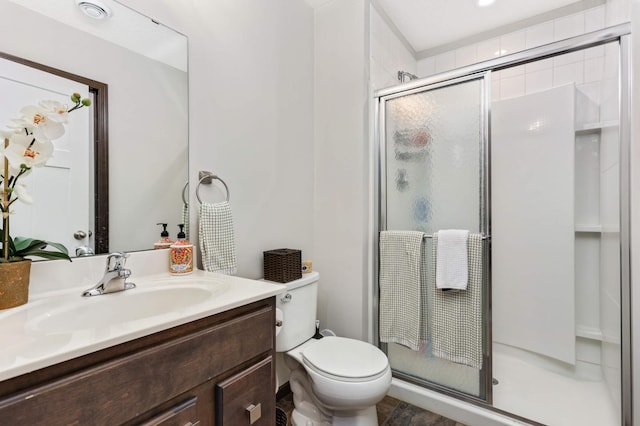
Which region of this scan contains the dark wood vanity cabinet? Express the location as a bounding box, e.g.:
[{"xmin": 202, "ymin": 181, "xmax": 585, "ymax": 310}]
[{"xmin": 0, "ymin": 298, "xmax": 276, "ymax": 426}]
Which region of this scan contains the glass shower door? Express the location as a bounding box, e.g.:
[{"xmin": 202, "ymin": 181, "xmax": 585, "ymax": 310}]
[{"xmin": 378, "ymin": 73, "xmax": 490, "ymax": 400}]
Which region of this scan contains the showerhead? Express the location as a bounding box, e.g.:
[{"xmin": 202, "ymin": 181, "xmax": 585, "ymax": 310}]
[{"xmin": 398, "ymin": 71, "xmax": 419, "ymax": 83}]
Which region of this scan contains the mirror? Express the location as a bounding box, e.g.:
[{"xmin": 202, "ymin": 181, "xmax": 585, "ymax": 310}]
[{"xmin": 0, "ymin": 0, "xmax": 188, "ymax": 258}]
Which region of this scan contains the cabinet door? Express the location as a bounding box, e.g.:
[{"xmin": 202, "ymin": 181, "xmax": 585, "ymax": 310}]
[
  {"xmin": 139, "ymin": 397, "xmax": 199, "ymax": 426},
  {"xmin": 215, "ymin": 357, "xmax": 274, "ymax": 426}
]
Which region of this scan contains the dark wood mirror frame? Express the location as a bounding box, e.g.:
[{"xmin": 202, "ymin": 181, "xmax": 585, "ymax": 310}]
[{"xmin": 0, "ymin": 51, "xmax": 109, "ymax": 254}]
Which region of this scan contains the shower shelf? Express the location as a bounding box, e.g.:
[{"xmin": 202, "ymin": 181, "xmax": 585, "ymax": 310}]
[
  {"xmin": 576, "ymin": 325, "xmax": 603, "ymax": 342},
  {"xmin": 575, "ymin": 225, "xmax": 620, "ymax": 233},
  {"xmin": 575, "ymin": 120, "xmax": 619, "ymax": 135},
  {"xmin": 575, "ymin": 225, "xmax": 602, "ymax": 232}
]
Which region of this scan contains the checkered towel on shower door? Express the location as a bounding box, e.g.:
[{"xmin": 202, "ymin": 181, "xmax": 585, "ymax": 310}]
[
  {"xmin": 430, "ymin": 232, "xmax": 484, "ymax": 369},
  {"xmin": 379, "ymin": 231, "xmax": 428, "ymax": 351}
]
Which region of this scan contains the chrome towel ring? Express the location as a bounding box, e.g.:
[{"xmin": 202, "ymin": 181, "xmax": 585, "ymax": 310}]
[
  {"xmin": 196, "ymin": 171, "xmax": 230, "ymax": 204},
  {"xmin": 181, "ymin": 181, "xmax": 189, "ymax": 205}
]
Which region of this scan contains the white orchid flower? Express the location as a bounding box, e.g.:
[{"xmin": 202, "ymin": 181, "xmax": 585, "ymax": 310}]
[
  {"xmin": 0, "ymin": 94, "xmax": 90, "ymax": 264},
  {"xmin": 15, "ymin": 102, "xmax": 68, "ymax": 142},
  {"xmin": 39, "ymin": 100, "xmax": 70, "ymax": 123},
  {"xmin": 0, "ymin": 128, "xmax": 20, "ymax": 141},
  {"xmin": 13, "ymin": 183, "xmax": 33, "ymax": 204},
  {"xmin": 4, "ymin": 133, "xmax": 53, "ymax": 171}
]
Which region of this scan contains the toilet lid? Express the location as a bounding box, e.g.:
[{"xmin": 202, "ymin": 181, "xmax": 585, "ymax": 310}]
[{"xmin": 301, "ymin": 336, "xmax": 388, "ymax": 380}]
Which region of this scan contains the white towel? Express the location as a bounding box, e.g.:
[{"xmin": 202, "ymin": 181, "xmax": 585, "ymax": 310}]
[
  {"xmin": 198, "ymin": 201, "xmax": 237, "ymax": 275},
  {"xmin": 435, "ymin": 230, "xmax": 470, "ymax": 290},
  {"xmin": 378, "ymin": 231, "xmax": 427, "ymax": 351}
]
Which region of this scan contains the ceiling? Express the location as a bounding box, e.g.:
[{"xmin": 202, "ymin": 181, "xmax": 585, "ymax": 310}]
[
  {"xmin": 13, "ymin": 0, "xmax": 601, "ymax": 68},
  {"xmin": 374, "ymin": 0, "xmax": 597, "ymax": 55},
  {"xmin": 7, "ymin": 0, "xmax": 187, "ymax": 71}
]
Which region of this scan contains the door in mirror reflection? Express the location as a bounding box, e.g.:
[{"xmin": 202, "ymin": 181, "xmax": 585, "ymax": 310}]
[{"xmin": 0, "ymin": 57, "xmax": 91, "ymax": 256}]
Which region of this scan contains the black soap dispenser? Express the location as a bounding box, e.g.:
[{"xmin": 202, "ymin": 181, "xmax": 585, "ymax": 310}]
[{"xmin": 154, "ymin": 223, "xmax": 173, "ymax": 249}]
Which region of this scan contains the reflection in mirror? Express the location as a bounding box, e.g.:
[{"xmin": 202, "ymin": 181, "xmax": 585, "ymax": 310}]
[
  {"xmin": 0, "ymin": 53, "xmax": 108, "ymax": 255},
  {"xmin": 0, "ymin": 0, "xmax": 188, "ymax": 258}
]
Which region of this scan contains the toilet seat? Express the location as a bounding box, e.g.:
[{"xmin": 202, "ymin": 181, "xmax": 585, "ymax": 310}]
[{"xmin": 301, "ymin": 336, "xmax": 389, "ymax": 382}]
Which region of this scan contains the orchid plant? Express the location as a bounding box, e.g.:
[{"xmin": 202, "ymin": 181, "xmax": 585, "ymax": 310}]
[{"xmin": 0, "ymin": 93, "xmax": 91, "ymax": 263}]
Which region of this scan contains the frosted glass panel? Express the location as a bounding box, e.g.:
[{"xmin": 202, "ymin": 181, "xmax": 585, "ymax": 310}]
[
  {"xmin": 382, "ymin": 77, "xmax": 485, "ymax": 398},
  {"xmin": 385, "ymin": 80, "xmax": 482, "ymax": 234}
]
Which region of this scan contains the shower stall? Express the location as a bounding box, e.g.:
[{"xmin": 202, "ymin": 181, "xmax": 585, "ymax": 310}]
[{"xmin": 374, "ymin": 24, "xmax": 631, "ymax": 426}]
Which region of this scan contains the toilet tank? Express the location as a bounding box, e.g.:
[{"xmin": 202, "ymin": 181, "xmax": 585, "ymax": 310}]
[{"xmin": 273, "ymin": 271, "xmax": 319, "ymax": 352}]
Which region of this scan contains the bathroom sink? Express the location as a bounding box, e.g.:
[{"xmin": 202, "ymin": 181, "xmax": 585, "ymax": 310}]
[
  {"xmin": 0, "ymin": 264, "xmax": 287, "ymax": 383},
  {"xmin": 29, "ymin": 283, "xmax": 228, "ymax": 333}
]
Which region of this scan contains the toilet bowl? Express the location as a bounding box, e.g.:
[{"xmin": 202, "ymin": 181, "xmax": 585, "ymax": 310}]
[
  {"xmin": 288, "ymin": 336, "xmax": 392, "ymax": 408},
  {"xmin": 269, "ymin": 272, "xmax": 391, "ymax": 425}
]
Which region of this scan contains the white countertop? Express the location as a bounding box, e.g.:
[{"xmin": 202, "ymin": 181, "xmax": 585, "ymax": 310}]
[{"xmin": 0, "ymin": 268, "xmax": 286, "ymax": 382}]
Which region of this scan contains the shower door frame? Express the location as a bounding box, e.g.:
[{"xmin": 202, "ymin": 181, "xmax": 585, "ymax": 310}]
[
  {"xmin": 373, "ymin": 22, "xmax": 632, "ymax": 424},
  {"xmin": 376, "ymin": 71, "xmax": 493, "ymax": 402}
]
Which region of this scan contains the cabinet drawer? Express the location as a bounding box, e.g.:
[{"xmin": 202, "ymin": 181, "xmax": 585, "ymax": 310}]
[
  {"xmin": 140, "ymin": 397, "xmax": 199, "ymax": 426},
  {"xmin": 0, "ymin": 305, "xmax": 274, "ymax": 425},
  {"xmin": 216, "ymin": 356, "xmax": 274, "ymax": 426}
]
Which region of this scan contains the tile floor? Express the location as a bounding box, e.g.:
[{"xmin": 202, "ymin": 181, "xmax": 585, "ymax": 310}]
[{"xmin": 276, "ymin": 392, "xmax": 466, "ymax": 425}]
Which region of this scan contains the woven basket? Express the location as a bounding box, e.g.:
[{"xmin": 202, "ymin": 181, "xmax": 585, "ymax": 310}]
[{"xmin": 264, "ymin": 249, "xmax": 302, "ymax": 283}]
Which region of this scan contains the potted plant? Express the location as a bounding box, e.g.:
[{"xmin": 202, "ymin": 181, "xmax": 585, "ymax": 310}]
[{"xmin": 0, "ymin": 93, "xmax": 90, "ymax": 309}]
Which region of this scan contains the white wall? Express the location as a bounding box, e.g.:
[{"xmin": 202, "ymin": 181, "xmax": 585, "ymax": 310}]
[
  {"xmin": 120, "ymin": 0, "xmax": 371, "ymax": 346},
  {"xmin": 370, "ymin": 4, "xmax": 416, "ymax": 91},
  {"xmin": 313, "ymin": 0, "xmax": 370, "ymax": 340},
  {"xmin": 492, "ymin": 85, "xmax": 577, "ymax": 365},
  {"xmin": 118, "ymin": 0, "xmax": 316, "ymax": 280}
]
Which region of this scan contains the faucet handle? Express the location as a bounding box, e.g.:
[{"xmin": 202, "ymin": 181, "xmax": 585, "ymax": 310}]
[{"xmin": 106, "ymin": 251, "xmax": 128, "ymax": 271}]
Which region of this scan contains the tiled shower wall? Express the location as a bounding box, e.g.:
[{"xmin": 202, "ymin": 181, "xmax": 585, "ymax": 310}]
[
  {"xmin": 371, "ymin": 2, "xmax": 630, "ymax": 100},
  {"xmin": 416, "ymin": 4, "xmax": 625, "ymax": 103}
]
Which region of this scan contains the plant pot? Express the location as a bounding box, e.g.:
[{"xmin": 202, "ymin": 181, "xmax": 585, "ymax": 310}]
[{"xmin": 0, "ymin": 260, "xmax": 32, "ymax": 310}]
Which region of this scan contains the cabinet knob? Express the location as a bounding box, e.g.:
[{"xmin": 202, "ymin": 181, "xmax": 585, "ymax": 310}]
[
  {"xmin": 246, "ymin": 403, "xmax": 262, "ymax": 424},
  {"xmin": 275, "ymin": 320, "xmax": 283, "ymax": 327}
]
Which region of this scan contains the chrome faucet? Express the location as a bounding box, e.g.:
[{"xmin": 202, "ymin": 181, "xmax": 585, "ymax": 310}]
[
  {"xmin": 75, "ymin": 245, "xmax": 95, "ymax": 257},
  {"xmin": 82, "ymin": 252, "xmax": 136, "ymax": 297}
]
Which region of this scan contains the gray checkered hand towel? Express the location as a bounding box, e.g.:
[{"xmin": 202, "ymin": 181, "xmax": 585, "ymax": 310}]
[
  {"xmin": 379, "ymin": 231, "xmax": 427, "ymax": 351},
  {"xmin": 430, "ymin": 232, "xmax": 483, "ymax": 369},
  {"xmin": 198, "ymin": 201, "xmax": 237, "ymax": 275}
]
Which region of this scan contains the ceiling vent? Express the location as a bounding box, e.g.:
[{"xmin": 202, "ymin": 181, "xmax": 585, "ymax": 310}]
[{"xmin": 76, "ymin": 0, "xmax": 112, "ymax": 20}]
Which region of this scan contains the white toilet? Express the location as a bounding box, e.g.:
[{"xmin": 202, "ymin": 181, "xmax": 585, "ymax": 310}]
[{"xmin": 272, "ymin": 271, "xmax": 391, "ymax": 426}]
